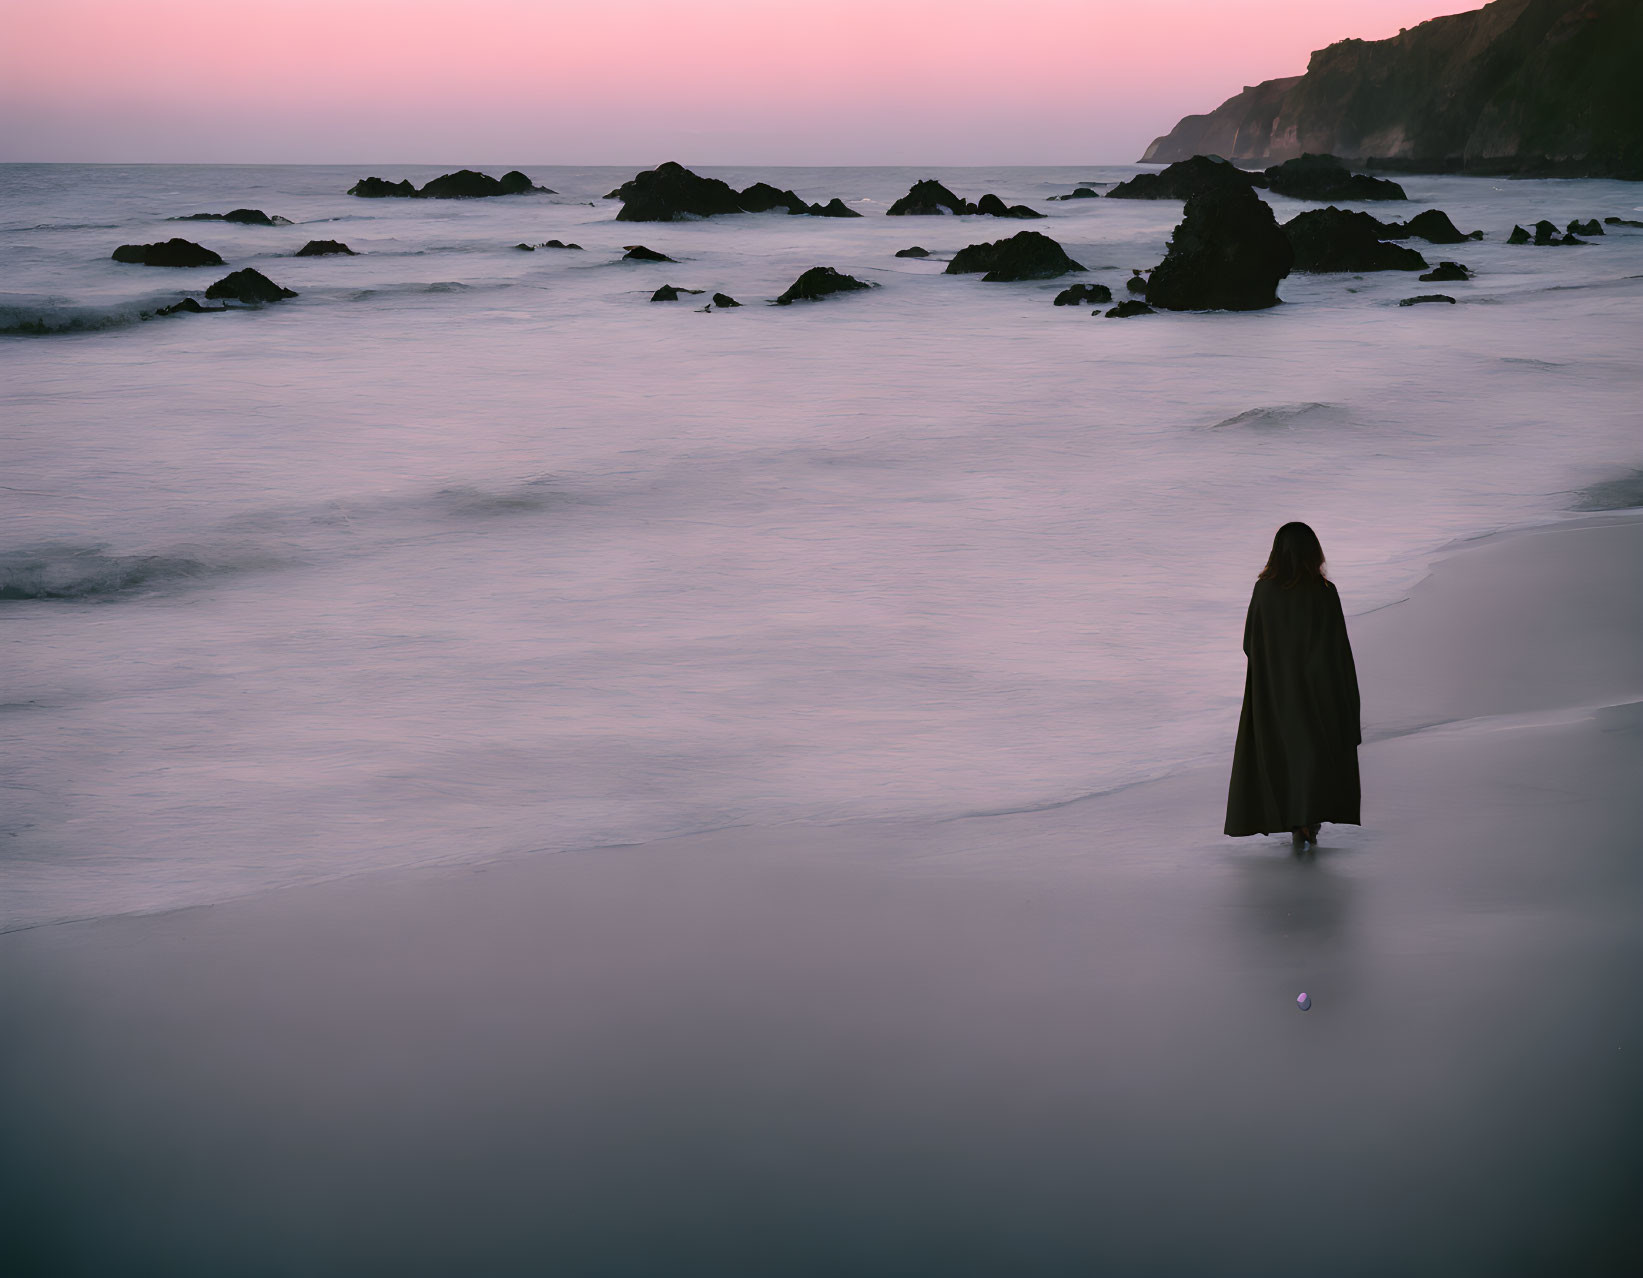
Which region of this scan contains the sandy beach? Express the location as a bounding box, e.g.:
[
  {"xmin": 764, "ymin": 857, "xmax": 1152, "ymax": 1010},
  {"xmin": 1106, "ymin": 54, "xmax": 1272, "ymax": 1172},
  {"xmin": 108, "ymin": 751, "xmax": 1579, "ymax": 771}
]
[{"xmin": 2, "ymin": 506, "xmax": 1637, "ymax": 1276}]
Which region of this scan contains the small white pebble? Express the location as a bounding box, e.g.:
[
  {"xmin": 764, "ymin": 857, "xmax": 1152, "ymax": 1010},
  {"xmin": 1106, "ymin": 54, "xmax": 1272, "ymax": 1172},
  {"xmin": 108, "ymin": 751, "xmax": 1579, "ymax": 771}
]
[{"xmin": 1297, "ymin": 993, "xmax": 1312, "ymax": 1011}]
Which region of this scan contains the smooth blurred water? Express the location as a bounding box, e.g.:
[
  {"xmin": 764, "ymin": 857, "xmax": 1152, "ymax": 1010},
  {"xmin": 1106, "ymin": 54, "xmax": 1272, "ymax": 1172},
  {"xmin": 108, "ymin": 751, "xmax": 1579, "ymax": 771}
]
[{"xmin": 3, "ymin": 162, "xmax": 1641, "ymax": 928}]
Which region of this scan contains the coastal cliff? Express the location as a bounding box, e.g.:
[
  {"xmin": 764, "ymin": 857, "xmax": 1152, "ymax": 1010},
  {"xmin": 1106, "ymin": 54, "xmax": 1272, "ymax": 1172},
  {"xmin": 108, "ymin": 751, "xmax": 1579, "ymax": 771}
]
[{"xmin": 1141, "ymin": 0, "xmax": 1643, "ymax": 178}]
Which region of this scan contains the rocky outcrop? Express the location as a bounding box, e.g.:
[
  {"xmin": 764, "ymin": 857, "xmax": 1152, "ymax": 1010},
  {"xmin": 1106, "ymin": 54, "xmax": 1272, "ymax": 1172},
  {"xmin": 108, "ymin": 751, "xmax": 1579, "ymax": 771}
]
[
  {"xmin": 347, "ymin": 171, "xmax": 552, "ymax": 198},
  {"xmin": 895, "ymin": 247, "xmax": 931, "ymax": 258},
  {"xmin": 1262, "ymin": 154, "xmax": 1406, "ymax": 201},
  {"xmin": 887, "ymin": 180, "xmax": 968, "ymax": 216},
  {"xmin": 1126, "ymin": 271, "xmax": 1149, "ymax": 295},
  {"xmin": 650, "ymin": 285, "xmax": 704, "ymax": 301},
  {"xmin": 542, "ymin": 239, "xmax": 584, "ymax": 249},
  {"xmin": 885, "ymin": 180, "xmax": 1040, "ymax": 217},
  {"xmin": 295, "ymin": 240, "xmax": 356, "ymax": 257},
  {"xmin": 1283, "ymin": 207, "xmax": 1428, "ymax": 271},
  {"xmin": 1048, "ymin": 187, "xmax": 1102, "ymax": 201},
  {"xmin": 974, "ymin": 193, "xmax": 1044, "ymax": 219},
  {"xmin": 945, "ymin": 231, "xmax": 1086, "ymax": 281},
  {"xmin": 1512, "ymin": 219, "xmax": 1586, "ymax": 245},
  {"xmin": 1053, "ymin": 283, "xmax": 1112, "ymax": 306},
  {"xmin": 612, "ymin": 162, "xmax": 856, "ymax": 220},
  {"xmin": 712, "ymin": 293, "xmax": 741, "ymax": 308},
  {"xmin": 1384, "ymin": 210, "xmax": 1479, "ymax": 243},
  {"xmin": 1105, "ymin": 301, "xmax": 1156, "ymax": 318},
  {"xmin": 1419, "ymin": 261, "xmax": 1473, "ymax": 281},
  {"xmin": 622, "ymin": 245, "xmax": 675, "ymax": 262},
  {"xmin": 1140, "ymin": 0, "xmax": 1643, "ymax": 179},
  {"xmin": 203, "ymin": 269, "xmax": 296, "ymax": 303},
  {"xmin": 774, "ymin": 267, "xmax": 876, "ymax": 305},
  {"xmin": 1568, "ymin": 218, "xmax": 1604, "ymax": 235},
  {"xmin": 1106, "ymin": 155, "xmax": 1259, "ymax": 201},
  {"xmin": 111, "ymin": 239, "xmax": 224, "ymax": 267},
  {"xmin": 1145, "ymin": 184, "xmax": 1293, "ymax": 310},
  {"xmin": 172, "ymin": 209, "xmax": 290, "ymax": 226},
  {"xmin": 1399, "ymin": 294, "xmax": 1457, "ymax": 305},
  {"xmin": 1607, "ymin": 217, "xmax": 1643, "ymax": 228}
]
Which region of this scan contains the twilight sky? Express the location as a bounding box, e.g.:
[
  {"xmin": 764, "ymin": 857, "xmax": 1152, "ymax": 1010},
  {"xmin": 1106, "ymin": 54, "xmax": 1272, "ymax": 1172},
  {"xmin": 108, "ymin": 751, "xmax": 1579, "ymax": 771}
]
[{"xmin": 1, "ymin": 0, "xmax": 1477, "ymax": 164}]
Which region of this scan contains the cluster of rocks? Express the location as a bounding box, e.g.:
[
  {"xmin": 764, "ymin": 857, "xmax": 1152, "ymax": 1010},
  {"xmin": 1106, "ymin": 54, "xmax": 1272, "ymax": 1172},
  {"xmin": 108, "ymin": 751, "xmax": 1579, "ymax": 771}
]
[
  {"xmin": 1106, "ymin": 153, "xmax": 1406, "ymax": 202},
  {"xmin": 1419, "ymin": 261, "xmax": 1472, "ymax": 282},
  {"xmin": 516, "ymin": 239, "xmax": 585, "ymax": 251},
  {"xmin": 651, "ymin": 286, "xmax": 741, "ymax": 308},
  {"xmin": 171, "ymin": 209, "xmax": 291, "ymax": 226},
  {"xmin": 608, "ymin": 162, "xmax": 859, "ymax": 222},
  {"xmin": 1607, "ymin": 217, "xmax": 1643, "ymax": 229},
  {"xmin": 945, "ymin": 231, "xmax": 1085, "ymax": 281},
  {"xmin": 348, "ymin": 170, "xmax": 553, "ymax": 199},
  {"xmin": 1261, "ymin": 154, "xmax": 1406, "ymax": 201},
  {"xmin": 1507, "ymin": 219, "xmax": 1596, "ymax": 245},
  {"xmin": 886, "ymin": 179, "xmax": 1042, "ymax": 219},
  {"xmin": 1283, "ymin": 208, "xmax": 1429, "ymax": 272},
  {"xmin": 1047, "ymin": 186, "xmax": 1103, "ymax": 201},
  {"xmin": 1053, "ymin": 283, "xmax": 1112, "ymax": 306},
  {"xmin": 152, "ymin": 268, "xmax": 299, "ymax": 316},
  {"xmin": 774, "ymin": 267, "xmax": 875, "ymax": 305}
]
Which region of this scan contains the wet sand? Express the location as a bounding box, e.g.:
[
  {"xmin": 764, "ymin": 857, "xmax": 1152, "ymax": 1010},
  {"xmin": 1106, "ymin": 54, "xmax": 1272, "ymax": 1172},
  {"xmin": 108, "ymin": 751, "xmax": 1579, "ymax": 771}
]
[{"xmin": 2, "ymin": 513, "xmax": 1640, "ymax": 1277}]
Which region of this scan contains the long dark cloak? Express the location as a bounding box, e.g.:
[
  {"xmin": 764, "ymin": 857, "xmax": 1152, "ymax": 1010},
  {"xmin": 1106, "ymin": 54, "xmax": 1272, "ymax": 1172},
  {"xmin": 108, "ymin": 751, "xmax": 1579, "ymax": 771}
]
[{"xmin": 1225, "ymin": 577, "xmax": 1361, "ymax": 836}]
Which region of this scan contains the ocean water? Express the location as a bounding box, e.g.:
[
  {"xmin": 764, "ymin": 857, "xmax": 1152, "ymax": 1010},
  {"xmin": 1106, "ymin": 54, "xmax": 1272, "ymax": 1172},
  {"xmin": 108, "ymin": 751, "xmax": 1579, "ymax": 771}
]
[{"xmin": 3, "ymin": 162, "xmax": 1641, "ymax": 930}]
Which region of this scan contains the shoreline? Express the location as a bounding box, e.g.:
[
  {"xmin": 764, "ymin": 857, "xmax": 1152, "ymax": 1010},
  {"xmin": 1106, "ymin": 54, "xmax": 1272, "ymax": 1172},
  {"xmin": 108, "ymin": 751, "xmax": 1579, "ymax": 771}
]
[{"xmin": 2, "ymin": 510, "xmax": 1640, "ymax": 1275}]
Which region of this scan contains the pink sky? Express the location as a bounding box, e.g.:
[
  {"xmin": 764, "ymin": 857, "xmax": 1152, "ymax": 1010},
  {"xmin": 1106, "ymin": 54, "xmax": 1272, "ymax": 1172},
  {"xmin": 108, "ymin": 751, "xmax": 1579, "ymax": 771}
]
[{"xmin": 1, "ymin": 0, "xmax": 1479, "ymax": 164}]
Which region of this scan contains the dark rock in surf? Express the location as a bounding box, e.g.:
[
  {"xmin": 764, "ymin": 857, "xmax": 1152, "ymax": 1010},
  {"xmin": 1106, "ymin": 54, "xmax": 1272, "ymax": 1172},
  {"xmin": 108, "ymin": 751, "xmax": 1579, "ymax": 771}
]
[
  {"xmin": 887, "ymin": 179, "xmax": 968, "ymax": 216},
  {"xmin": 894, "ymin": 246, "xmax": 931, "ymax": 258},
  {"xmin": 1048, "ymin": 187, "xmax": 1101, "ymax": 200},
  {"xmin": 623, "ymin": 245, "xmax": 675, "ymax": 262},
  {"xmin": 1384, "ymin": 209, "xmax": 1474, "ymax": 244},
  {"xmin": 1106, "ymin": 155, "xmax": 1260, "ymax": 200},
  {"xmin": 203, "ymin": 268, "xmax": 297, "ymax": 303},
  {"xmin": 1418, "ymin": 261, "xmax": 1471, "ymax": 282},
  {"xmin": 1126, "ymin": 271, "xmax": 1149, "ymax": 294},
  {"xmin": 810, "ymin": 197, "xmax": 861, "ymax": 218},
  {"xmin": 542, "ymin": 239, "xmax": 584, "ymax": 249},
  {"xmin": 711, "ymin": 293, "xmax": 742, "ymax": 308},
  {"xmin": 514, "ymin": 243, "xmax": 536, "ymax": 251},
  {"xmin": 295, "ymin": 240, "xmax": 356, "ymax": 257},
  {"xmin": 417, "ymin": 169, "xmax": 553, "ymax": 199},
  {"xmin": 1282, "ymin": 206, "xmax": 1427, "ymax": 271},
  {"xmin": 774, "ymin": 267, "xmax": 875, "ymax": 305},
  {"xmin": 154, "ymin": 297, "xmax": 228, "ymax": 316},
  {"xmin": 975, "ymin": 193, "xmax": 1045, "ymax": 219},
  {"xmin": 1146, "ymin": 183, "xmax": 1293, "ymax": 310},
  {"xmin": 1605, "ymin": 217, "xmax": 1643, "ymax": 228},
  {"xmin": 347, "ymin": 170, "xmax": 551, "ymax": 199},
  {"xmin": 1567, "ymin": 218, "xmax": 1603, "ymax": 236},
  {"xmin": 613, "ymin": 161, "xmax": 744, "ymax": 221},
  {"xmin": 739, "ymin": 181, "xmax": 810, "ymax": 215},
  {"xmin": 1533, "ymin": 218, "xmax": 1581, "ymax": 245},
  {"xmin": 348, "ymin": 176, "xmax": 418, "ymax": 198},
  {"xmin": 650, "ymin": 285, "xmax": 704, "ymax": 301},
  {"xmin": 1262, "ymin": 153, "xmax": 1406, "ymax": 201},
  {"xmin": 1507, "ymin": 224, "xmax": 1532, "ymax": 243},
  {"xmin": 1053, "ymin": 282, "xmax": 1112, "ymax": 305},
  {"xmin": 945, "ymin": 230, "xmax": 1086, "ymax": 281},
  {"xmin": 1398, "ymin": 294, "xmax": 1456, "ymax": 305},
  {"xmin": 172, "ymin": 208, "xmax": 289, "ymax": 226},
  {"xmin": 1105, "ymin": 300, "xmax": 1156, "ymax": 317},
  {"xmin": 111, "ymin": 238, "xmax": 224, "ymax": 267}
]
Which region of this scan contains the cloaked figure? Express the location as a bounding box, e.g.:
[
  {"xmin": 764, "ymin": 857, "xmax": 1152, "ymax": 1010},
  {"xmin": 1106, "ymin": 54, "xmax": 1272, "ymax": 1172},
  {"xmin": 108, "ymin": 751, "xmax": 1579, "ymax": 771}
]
[{"xmin": 1225, "ymin": 522, "xmax": 1361, "ymax": 847}]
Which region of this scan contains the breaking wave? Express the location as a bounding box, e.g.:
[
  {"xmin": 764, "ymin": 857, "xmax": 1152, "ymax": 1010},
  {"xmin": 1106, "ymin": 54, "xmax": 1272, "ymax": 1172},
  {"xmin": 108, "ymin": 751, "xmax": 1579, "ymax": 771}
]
[
  {"xmin": 1206, "ymin": 402, "xmax": 1341, "ymax": 431},
  {"xmin": 0, "ymin": 545, "xmax": 225, "ymax": 600}
]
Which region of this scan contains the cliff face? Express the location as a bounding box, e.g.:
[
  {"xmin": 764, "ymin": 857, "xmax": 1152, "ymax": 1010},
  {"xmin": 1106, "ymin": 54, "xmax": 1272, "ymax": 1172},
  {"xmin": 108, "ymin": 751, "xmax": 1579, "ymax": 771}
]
[{"xmin": 1142, "ymin": 0, "xmax": 1643, "ymax": 178}]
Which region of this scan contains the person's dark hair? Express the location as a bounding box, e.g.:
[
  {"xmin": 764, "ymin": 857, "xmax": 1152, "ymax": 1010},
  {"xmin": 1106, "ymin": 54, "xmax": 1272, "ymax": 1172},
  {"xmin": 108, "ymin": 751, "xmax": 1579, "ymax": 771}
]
[{"xmin": 1257, "ymin": 522, "xmax": 1327, "ymax": 588}]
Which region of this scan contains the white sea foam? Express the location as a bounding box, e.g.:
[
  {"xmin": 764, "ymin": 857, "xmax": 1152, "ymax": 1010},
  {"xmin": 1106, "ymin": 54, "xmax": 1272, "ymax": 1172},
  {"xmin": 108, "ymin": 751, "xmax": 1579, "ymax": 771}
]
[{"xmin": 3, "ymin": 161, "xmax": 1641, "ymax": 929}]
